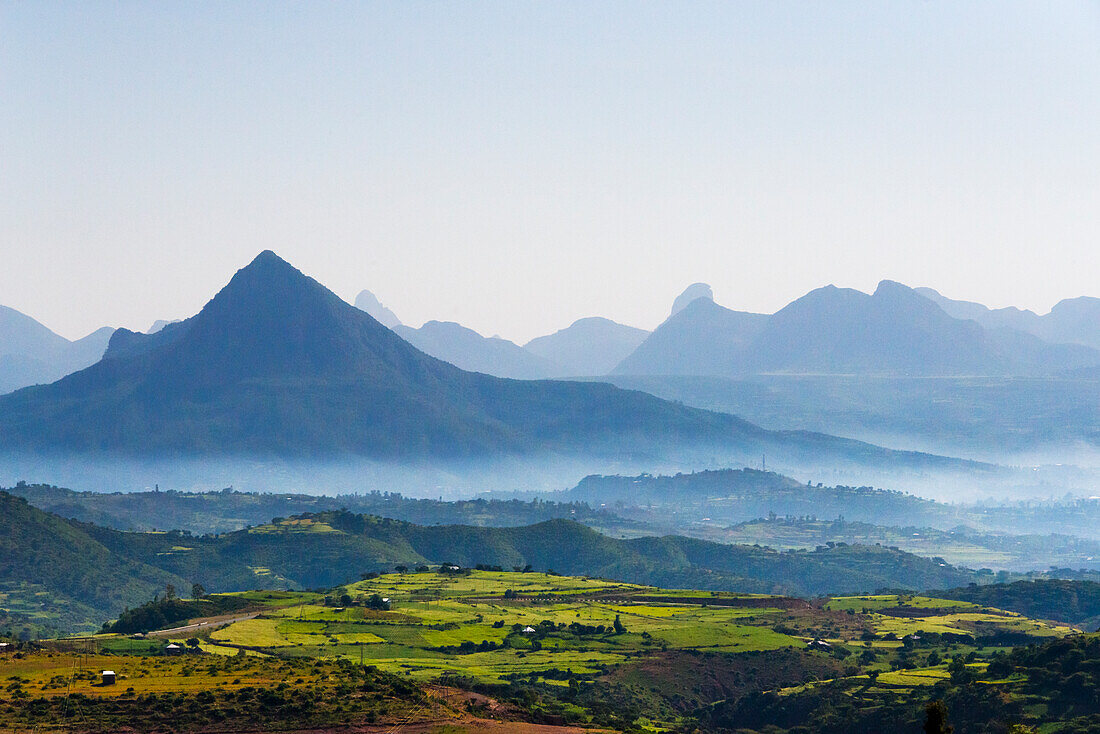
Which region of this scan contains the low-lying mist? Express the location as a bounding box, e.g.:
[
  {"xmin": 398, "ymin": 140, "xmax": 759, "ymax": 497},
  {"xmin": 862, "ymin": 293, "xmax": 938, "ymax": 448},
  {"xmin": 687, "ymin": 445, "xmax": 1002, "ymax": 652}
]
[{"xmin": 0, "ymin": 446, "xmax": 1094, "ymax": 504}]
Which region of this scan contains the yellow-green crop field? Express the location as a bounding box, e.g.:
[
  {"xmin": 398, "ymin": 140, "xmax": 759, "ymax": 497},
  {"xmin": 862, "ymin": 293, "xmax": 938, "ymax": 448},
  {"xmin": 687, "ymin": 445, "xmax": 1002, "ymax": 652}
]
[
  {"xmin": 128, "ymin": 571, "xmax": 1075, "ymax": 685},
  {"xmin": 3, "ymin": 569, "xmax": 1082, "ymax": 719}
]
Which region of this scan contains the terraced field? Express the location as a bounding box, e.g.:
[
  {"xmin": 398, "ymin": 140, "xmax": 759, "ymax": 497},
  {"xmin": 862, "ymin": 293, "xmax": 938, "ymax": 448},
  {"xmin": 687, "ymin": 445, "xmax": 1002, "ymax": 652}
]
[
  {"xmin": 3, "ymin": 570, "xmax": 1087, "ymax": 732},
  {"xmin": 157, "ymin": 571, "xmax": 1077, "ymax": 686}
]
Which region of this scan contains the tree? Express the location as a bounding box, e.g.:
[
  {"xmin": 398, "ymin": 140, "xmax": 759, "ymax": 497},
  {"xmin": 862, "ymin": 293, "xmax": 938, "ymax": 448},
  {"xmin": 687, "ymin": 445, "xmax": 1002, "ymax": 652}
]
[
  {"xmin": 165, "ymin": 583, "xmax": 176, "ymax": 600},
  {"xmin": 185, "ymin": 637, "xmax": 200, "ymax": 649},
  {"xmin": 191, "ymin": 583, "xmax": 206, "ymax": 599},
  {"xmin": 923, "ymin": 700, "xmax": 953, "ymax": 734},
  {"xmin": 948, "ymin": 658, "xmax": 974, "ymax": 685},
  {"xmin": 613, "ymin": 615, "xmax": 626, "ymax": 634}
]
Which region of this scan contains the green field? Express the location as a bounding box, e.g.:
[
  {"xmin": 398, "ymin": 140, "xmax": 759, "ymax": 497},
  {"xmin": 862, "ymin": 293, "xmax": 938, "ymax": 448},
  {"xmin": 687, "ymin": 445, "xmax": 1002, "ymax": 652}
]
[
  {"xmin": 142, "ymin": 571, "xmax": 1075, "ymax": 687},
  {"xmin": 2, "ymin": 569, "xmax": 1087, "ymax": 732}
]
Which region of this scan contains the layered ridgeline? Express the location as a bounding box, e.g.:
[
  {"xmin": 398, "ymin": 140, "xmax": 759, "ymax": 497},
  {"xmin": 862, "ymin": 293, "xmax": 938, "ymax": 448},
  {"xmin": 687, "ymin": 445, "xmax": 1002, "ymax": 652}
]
[
  {"xmin": 0, "ymin": 252, "xmax": 740, "ymax": 456},
  {"xmin": 14, "ymin": 473, "xmax": 1100, "ymax": 572},
  {"xmin": 0, "ymin": 305, "xmax": 114, "ymax": 395},
  {"xmin": 613, "ymin": 280, "xmax": 1100, "ymax": 378},
  {"xmin": 6, "ymin": 481, "xmax": 614, "ymax": 535},
  {"xmin": 917, "ymin": 287, "xmax": 1100, "ymax": 351},
  {"xmin": 0, "ymin": 491, "xmax": 975, "ymax": 632},
  {"xmin": 0, "ymin": 251, "xmax": 968, "ymax": 471}
]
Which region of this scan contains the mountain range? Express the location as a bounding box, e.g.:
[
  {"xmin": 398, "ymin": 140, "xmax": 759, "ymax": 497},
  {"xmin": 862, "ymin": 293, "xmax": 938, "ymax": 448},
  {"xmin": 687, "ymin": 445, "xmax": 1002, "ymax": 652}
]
[
  {"xmin": 352, "ymin": 291, "xmax": 649, "ymax": 379},
  {"xmin": 0, "ymin": 306, "xmax": 114, "ymax": 395},
  {"xmin": 0, "ymin": 251, "xmax": 992, "ymax": 487},
  {"xmin": 615, "ymin": 280, "xmax": 1100, "ymax": 378},
  {"xmin": 0, "ymin": 253, "xmax": 805, "ymax": 461},
  {"xmin": 916, "ymin": 287, "xmax": 1100, "ymax": 351},
  {"xmin": 348, "ymin": 280, "xmax": 1099, "ymax": 381},
  {"xmin": 5, "ymin": 270, "xmax": 1095, "ymax": 397}
]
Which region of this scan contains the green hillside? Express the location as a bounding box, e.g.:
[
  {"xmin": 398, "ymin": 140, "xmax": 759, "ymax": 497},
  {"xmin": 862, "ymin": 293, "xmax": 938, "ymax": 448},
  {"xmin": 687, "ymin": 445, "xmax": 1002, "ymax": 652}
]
[
  {"xmin": 0, "ymin": 493, "xmax": 188, "ymax": 635},
  {"xmin": 0, "ymin": 496, "xmax": 977, "ymax": 634}
]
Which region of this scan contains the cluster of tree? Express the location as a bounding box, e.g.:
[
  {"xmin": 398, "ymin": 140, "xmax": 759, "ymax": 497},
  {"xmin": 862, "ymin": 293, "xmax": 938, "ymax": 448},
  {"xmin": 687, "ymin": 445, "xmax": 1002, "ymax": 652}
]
[
  {"xmin": 103, "ymin": 590, "xmax": 249, "ymax": 634},
  {"xmin": 936, "ymin": 579, "xmax": 1100, "ymax": 627},
  {"xmin": 697, "ymin": 632, "xmax": 1100, "ymax": 733}
]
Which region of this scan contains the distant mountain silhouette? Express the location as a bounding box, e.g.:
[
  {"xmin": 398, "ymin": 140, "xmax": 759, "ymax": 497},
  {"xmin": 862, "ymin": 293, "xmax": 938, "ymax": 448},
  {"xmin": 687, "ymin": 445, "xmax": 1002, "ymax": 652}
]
[
  {"xmin": 670, "ymin": 283, "xmax": 714, "ymax": 318},
  {"xmin": 0, "ymin": 251, "xmax": 775, "ymax": 458},
  {"xmin": 917, "ymin": 287, "xmax": 1100, "ymax": 351},
  {"xmin": 614, "ymin": 280, "xmax": 1100, "ymax": 377},
  {"xmin": 751, "ymin": 281, "xmax": 1002, "ymax": 375},
  {"xmin": 353, "ymin": 289, "xmax": 402, "ymax": 329},
  {"xmin": 393, "ymin": 321, "xmax": 557, "ymax": 379},
  {"xmin": 147, "ymin": 319, "xmax": 181, "ymax": 334},
  {"xmin": 0, "ymin": 252, "xmax": 974, "ymax": 474},
  {"xmin": 0, "ymin": 306, "xmax": 114, "ymax": 394},
  {"xmin": 613, "ymin": 297, "xmax": 767, "ymax": 376},
  {"xmin": 525, "ymin": 317, "xmax": 650, "ymax": 376}
]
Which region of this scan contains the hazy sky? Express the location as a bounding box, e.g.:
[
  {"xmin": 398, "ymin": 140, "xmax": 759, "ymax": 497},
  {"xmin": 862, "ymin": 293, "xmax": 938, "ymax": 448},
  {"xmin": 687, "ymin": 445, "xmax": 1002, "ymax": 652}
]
[{"xmin": 2, "ymin": 2, "xmax": 1098, "ymax": 343}]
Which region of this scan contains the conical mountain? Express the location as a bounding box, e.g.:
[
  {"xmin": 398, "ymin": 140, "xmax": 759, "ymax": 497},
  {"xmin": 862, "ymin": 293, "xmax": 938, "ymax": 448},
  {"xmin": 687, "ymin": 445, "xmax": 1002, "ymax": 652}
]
[{"xmin": 0, "ymin": 252, "xmax": 759, "ymax": 457}]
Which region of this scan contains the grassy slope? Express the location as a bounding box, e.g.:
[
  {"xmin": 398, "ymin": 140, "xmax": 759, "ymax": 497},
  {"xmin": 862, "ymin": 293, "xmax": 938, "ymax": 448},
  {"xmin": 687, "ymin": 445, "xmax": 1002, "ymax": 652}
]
[
  {"xmin": 1, "ymin": 498, "xmax": 977, "ymax": 635},
  {"xmin": 0, "ymin": 493, "xmax": 188, "ymax": 632}
]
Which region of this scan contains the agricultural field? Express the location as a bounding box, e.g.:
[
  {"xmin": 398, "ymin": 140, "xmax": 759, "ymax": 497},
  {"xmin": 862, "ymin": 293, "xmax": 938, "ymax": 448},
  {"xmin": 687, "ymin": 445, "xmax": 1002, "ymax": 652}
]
[
  {"xmin": 149, "ymin": 571, "xmax": 1080, "ymax": 692},
  {"xmin": 183, "ymin": 572, "xmax": 812, "ymax": 683},
  {"xmin": 1, "ymin": 570, "xmax": 1090, "ymax": 732}
]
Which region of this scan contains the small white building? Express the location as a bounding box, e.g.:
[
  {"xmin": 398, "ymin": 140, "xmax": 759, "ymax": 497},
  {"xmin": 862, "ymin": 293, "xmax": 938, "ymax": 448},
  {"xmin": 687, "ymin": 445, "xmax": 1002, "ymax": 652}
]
[
  {"xmin": 522, "ymin": 626, "xmax": 536, "ymax": 634},
  {"xmin": 165, "ymin": 643, "xmax": 182, "ymax": 656},
  {"xmin": 101, "ymin": 670, "xmax": 116, "ymax": 685}
]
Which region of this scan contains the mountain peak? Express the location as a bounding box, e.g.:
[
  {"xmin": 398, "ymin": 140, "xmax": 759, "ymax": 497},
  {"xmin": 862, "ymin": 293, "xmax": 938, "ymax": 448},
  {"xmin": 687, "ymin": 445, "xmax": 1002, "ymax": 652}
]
[
  {"xmin": 354, "ymin": 290, "xmax": 402, "ymax": 328},
  {"xmin": 670, "ymin": 283, "xmax": 714, "ymax": 318},
  {"xmin": 252, "ymin": 249, "xmax": 283, "ymax": 264}
]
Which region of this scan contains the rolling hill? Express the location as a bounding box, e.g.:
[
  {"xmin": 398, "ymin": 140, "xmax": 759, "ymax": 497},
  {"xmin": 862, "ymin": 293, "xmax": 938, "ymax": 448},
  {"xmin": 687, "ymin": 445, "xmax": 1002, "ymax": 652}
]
[
  {"xmin": 0, "ymin": 494, "xmax": 977, "ymax": 632},
  {"xmin": 0, "ymin": 492, "xmax": 187, "ymax": 633}
]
